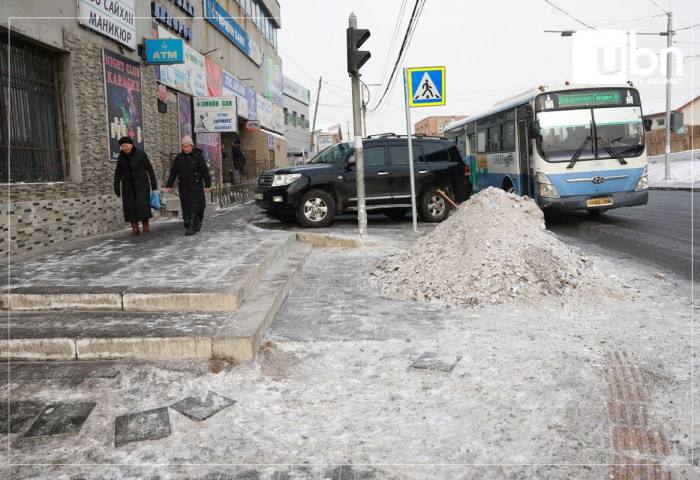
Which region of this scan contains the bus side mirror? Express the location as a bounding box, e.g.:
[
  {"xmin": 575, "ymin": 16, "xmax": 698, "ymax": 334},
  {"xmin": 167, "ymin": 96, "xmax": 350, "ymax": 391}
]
[
  {"xmin": 529, "ymin": 121, "xmax": 539, "ymax": 138},
  {"xmin": 643, "ymin": 117, "xmax": 653, "ymax": 132}
]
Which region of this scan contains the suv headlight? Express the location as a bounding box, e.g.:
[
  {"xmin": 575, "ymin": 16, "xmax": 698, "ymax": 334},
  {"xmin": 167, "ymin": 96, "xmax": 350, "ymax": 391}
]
[
  {"xmin": 537, "ymin": 172, "xmax": 560, "ymax": 198},
  {"xmin": 272, "ymin": 174, "xmax": 302, "ymax": 187},
  {"xmin": 635, "ymin": 165, "xmax": 648, "ymax": 191}
]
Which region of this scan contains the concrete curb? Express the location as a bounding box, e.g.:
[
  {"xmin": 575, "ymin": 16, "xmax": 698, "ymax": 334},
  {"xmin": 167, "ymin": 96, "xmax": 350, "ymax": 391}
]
[{"xmin": 1, "ymin": 234, "xmax": 297, "ymax": 313}]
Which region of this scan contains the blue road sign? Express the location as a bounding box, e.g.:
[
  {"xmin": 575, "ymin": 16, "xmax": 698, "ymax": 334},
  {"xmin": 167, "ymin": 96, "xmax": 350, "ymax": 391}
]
[
  {"xmin": 145, "ymin": 39, "xmax": 185, "ymax": 64},
  {"xmin": 407, "ymin": 67, "xmax": 445, "ymax": 107}
]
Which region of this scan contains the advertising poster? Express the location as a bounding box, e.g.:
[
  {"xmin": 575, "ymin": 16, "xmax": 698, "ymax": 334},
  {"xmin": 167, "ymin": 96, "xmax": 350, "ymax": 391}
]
[
  {"xmin": 197, "ymin": 133, "xmax": 221, "ymax": 181},
  {"xmin": 246, "ymin": 88, "xmax": 257, "ymax": 121},
  {"xmin": 194, "ymin": 97, "xmax": 237, "ymax": 133},
  {"xmin": 256, "ymin": 92, "xmax": 273, "ymax": 129},
  {"xmin": 156, "ymin": 26, "xmax": 207, "ymax": 96},
  {"xmin": 265, "ymin": 55, "xmax": 283, "ymax": 107},
  {"xmin": 178, "ymin": 92, "xmax": 192, "ymax": 142},
  {"xmin": 104, "ymin": 48, "xmax": 144, "ymax": 161},
  {"xmin": 205, "ymin": 58, "xmax": 223, "ymax": 97}
]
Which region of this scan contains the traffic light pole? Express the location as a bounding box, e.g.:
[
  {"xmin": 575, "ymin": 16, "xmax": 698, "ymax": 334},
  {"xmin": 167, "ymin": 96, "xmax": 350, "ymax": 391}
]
[
  {"xmin": 349, "ymin": 13, "xmax": 367, "ymax": 237},
  {"xmin": 663, "ymin": 11, "xmax": 673, "ymax": 180}
]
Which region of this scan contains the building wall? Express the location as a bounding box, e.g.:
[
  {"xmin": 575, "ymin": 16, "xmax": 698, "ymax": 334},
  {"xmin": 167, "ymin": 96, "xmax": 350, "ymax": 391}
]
[
  {"xmin": 414, "ymin": 115, "xmax": 467, "ymax": 136},
  {"xmin": 1, "ymin": 0, "xmax": 284, "ymax": 255}
]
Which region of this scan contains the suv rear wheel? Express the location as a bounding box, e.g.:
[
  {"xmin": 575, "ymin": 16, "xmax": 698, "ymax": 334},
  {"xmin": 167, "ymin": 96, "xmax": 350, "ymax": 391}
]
[
  {"xmin": 297, "ymin": 189, "xmax": 336, "ymax": 228},
  {"xmin": 418, "ymin": 186, "xmax": 450, "ymax": 223}
]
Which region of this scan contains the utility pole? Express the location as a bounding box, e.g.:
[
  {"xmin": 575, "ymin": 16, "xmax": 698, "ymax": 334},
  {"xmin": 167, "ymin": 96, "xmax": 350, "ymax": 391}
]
[
  {"xmin": 663, "ymin": 12, "xmax": 673, "ymax": 180},
  {"xmin": 310, "ymin": 76, "xmax": 322, "ymax": 154}
]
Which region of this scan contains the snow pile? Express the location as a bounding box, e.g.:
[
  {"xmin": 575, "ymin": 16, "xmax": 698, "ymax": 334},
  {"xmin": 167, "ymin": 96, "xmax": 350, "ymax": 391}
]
[{"xmin": 370, "ymin": 187, "xmax": 608, "ymax": 307}]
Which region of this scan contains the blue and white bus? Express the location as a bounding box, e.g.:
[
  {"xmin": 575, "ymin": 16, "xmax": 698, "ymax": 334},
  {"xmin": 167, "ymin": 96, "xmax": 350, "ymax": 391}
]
[{"xmin": 443, "ymin": 84, "xmax": 649, "ymax": 213}]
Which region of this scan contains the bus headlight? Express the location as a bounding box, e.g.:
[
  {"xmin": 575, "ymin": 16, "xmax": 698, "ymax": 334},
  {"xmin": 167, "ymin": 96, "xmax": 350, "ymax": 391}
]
[
  {"xmin": 634, "ymin": 166, "xmax": 648, "ymax": 191},
  {"xmin": 537, "ymin": 172, "xmax": 560, "ymax": 198}
]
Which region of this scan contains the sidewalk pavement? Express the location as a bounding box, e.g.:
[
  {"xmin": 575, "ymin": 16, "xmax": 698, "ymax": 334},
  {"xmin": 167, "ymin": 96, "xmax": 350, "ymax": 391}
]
[
  {"xmin": 1, "ymin": 203, "xmax": 314, "ymax": 363},
  {"xmin": 1, "ymin": 202, "xmax": 435, "ymax": 364}
]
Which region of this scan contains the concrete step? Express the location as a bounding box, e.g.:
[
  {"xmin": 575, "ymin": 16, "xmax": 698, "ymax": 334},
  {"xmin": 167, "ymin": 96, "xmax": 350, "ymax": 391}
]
[
  {"xmin": 1, "ymin": 234, "xmax": 298, "ymax": 313},
  {"xmin": 0, "ymin": 241, "xmax": 313, "ymax": 363}
]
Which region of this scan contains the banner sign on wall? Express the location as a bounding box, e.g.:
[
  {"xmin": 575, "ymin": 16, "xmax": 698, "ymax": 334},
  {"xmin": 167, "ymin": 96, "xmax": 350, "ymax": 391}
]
[
  {"xmin": 222, "ymin": 71, "xmax": 249, "ymax": 119},
  {"xmin": 203, "ymin": 0, "xmax": 262, "ymax": 66},
  {"xmin": 178, "ymin": 92, "xmax": 192, "ymax": 143},
  {"xmin": 193, "ymin": 97, "xmax": 238, "ymax": 133},
  {"xmin": 79, "ymin": 0, "xmax": 137, "ymax": 50},
  {"xmin": 104, "ymin": 48, "xmax": 144, "ymax": 161}
]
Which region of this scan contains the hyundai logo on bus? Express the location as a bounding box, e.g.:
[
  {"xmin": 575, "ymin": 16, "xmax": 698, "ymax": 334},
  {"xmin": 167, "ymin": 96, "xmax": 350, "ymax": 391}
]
[{"xmin": 592, "ymin": 176, "xmax": 605, "ymax": 184}]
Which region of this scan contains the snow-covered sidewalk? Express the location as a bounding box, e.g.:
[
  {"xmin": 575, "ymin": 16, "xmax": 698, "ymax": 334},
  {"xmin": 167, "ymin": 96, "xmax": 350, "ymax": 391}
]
[{"xmin": 647, "ymin": 149, "xmax": 699, "ymax": 189}]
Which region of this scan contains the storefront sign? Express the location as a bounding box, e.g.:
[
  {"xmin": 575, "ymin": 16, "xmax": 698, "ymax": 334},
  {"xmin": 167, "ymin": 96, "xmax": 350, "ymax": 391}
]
[
  {"xmin": 222, "ymin": 71, "xmax": 250, "ymax": 119},
  {"xmin": 152, "ymin": 1, "xmax": 193, "ymax": 40},
  {"xmin": 145, "ymin": 38, "xmax": 184, "ymax": 64},
  {"xmin": 246, "ymin": 120, "xmax": 260, "ymax": 131},
  {"xmin": 104, "ymin": 48, "xmax": 144, "ymax": 160},
  {"xmin": 193, "ymin": 96, "xmax": 238, "ymax": 133},
  {"xmin": 204, "ymin": 0, "xmax": 262, "ymax": 66},
  {"xmin": 78, "ymin": 0, "xmax": 137, "ymax": 50}
]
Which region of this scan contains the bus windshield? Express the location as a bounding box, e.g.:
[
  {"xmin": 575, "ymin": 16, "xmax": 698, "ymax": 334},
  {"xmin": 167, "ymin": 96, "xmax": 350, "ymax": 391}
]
[
  {"xmin": 537, "ymin": 106, "xmax": 644, "ymax": 162},
  {"xmin": 307, "ymin": 142, "xmax": 354, "ymax": 164}
]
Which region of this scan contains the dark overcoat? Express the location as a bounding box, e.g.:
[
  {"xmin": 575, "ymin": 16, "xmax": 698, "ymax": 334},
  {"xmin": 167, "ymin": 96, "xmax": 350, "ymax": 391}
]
[
  {"xmin": 166, "ymin": 148, "xmax": 211, "ymax": 215},
  {"xmin": 113, "ymin": 146, "xmax": 157, "ymax": 223}
]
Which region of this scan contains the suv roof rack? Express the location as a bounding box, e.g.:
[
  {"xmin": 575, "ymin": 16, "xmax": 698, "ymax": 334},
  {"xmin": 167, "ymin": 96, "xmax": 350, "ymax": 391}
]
[{"xmin": 366, "ymin": 133, "xmax": 444, "ymax": 140}]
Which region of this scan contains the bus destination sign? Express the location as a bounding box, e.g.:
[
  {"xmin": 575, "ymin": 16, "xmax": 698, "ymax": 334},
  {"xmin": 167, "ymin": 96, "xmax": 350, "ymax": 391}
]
[{"xmin": 536, "ymin": 89, "xmax": 639, "ymax": 111}]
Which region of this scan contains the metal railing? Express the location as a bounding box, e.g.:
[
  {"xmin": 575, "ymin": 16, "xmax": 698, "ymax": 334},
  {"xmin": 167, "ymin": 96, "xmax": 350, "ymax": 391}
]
[{"xmin": 211, "ymin": 181, "xmax": 256, "ymax": 208}]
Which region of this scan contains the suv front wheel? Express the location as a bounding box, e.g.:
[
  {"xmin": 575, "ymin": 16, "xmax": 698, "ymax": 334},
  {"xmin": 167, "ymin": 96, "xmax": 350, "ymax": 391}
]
[
  {"xmin": 297, "ymin": 189, "xmax": 336, "ymax": 228},
  {"xmin": 419, "ymin": 186, "xmax": 450, "ymax": 223}
]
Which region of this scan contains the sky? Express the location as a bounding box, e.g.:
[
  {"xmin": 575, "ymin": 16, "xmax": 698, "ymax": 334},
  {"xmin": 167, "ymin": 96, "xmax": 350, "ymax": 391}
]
[{"xmin": 277, "ymin": 0, "xmax": 698, "ymax": 138}]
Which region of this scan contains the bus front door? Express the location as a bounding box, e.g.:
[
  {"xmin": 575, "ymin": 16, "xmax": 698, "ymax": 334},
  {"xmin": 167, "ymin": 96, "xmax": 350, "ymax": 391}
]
[{"xmin": 517, "ymin": 120, "xmax": 533, "ymax": 197}]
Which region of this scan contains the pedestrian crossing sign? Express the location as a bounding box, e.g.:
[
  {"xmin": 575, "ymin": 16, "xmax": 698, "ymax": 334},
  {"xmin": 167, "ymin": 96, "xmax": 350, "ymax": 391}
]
[{"xmin": 407, "ymin": 67, "xmax": 445, "ymax": 107}]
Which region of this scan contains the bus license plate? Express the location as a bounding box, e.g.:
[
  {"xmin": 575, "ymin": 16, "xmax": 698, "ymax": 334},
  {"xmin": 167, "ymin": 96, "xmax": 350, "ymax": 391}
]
[
  {"xmin": 254, "ymin": 193, "xmax": 263, "ymax": 200},
  {"xmin": 587, "ymin": 198, "xmax": 613, "ymax": 207}
]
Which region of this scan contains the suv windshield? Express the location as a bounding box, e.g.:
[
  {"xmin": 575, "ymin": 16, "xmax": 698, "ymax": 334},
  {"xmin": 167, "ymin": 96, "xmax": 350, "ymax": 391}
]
[
  {"xmin": 308, "ymin": 142, "xmax": 354, "ymax": 164},
  {"xmin": 537, "ymin": 106, "xmax": 644, "ymax": 161}
]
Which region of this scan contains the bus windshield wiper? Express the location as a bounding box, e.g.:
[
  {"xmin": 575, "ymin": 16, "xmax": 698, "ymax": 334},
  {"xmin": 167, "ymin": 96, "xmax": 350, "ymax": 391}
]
[
  {"xmin": 566, "ymin": 135, "xmax": 592, "ymax": 169},
  {"xmin": 597, "ymin": 137, "xmax": 628, "ymax": 165}
]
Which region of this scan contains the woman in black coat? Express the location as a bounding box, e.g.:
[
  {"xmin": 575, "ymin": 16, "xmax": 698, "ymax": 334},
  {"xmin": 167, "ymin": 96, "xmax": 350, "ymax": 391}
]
[
  {"xmin": 113, "ymin": 136, "xmax": 157, "ymax": 236},
  {"xmin": 166, "ymin": 135, "xmax": 211, "ymax": 236}
]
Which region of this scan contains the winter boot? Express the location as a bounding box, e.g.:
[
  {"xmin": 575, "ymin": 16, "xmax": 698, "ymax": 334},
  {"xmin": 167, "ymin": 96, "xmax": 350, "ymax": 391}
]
[
  {"xmin": 142, "ymin": 218, "xmax": 149, "ymax": 234},
  {"xmin": 185, "ymin": 220, "xmax": 197, "ymax": 236},
  {"xmin": 194, "ymin": 218, "xmax": 202, "ymax": 232},
  {"xmin": 130, "ymin": 222, "xmax": 139, "ymax": 236}
]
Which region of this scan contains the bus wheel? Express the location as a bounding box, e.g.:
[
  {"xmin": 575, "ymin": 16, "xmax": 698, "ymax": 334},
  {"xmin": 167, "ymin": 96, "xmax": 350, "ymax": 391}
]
[
  {"xmin": 502, "ymin": 180, "xmax": 515, "ymax": 194},
  {"xmin": 587, "ymin": 208, "xmax": 608, "ymax": 216}
]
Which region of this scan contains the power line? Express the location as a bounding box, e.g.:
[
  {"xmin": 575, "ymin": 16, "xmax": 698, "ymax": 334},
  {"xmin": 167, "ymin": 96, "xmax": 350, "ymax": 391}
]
[
  {"xmin": 675, "ymin": 23, "xmax": 700, "ymax": 32},
  {"xmin": 648, "ymin": 0, "xmax": 669, "ymax": 14},
  {"xmin": 543, "ymin": 0, "xmax": 595, "ymax": 29},
  {"xmin": 368, "ymin": 0, "xmax": 427, "ymax": 112},
  {"xmin": 377, "ymin": 0, "xmax": 409, "ymax": 90}
]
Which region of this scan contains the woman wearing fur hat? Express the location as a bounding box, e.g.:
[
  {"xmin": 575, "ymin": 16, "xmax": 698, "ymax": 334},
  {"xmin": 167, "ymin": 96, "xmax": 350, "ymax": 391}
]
[
  {"xmin": 113, "ymin": 136, "xmax": 158, "ymax": 236},
  {"xmin": 166, "ymin": 135, "xmax": 211, "ymax": 236}
]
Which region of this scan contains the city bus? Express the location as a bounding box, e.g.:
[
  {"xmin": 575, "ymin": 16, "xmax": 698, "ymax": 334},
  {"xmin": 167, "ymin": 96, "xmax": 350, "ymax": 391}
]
[{"xmin": 443, "ymin": 84, "xmax": 649, "ymax": 214}]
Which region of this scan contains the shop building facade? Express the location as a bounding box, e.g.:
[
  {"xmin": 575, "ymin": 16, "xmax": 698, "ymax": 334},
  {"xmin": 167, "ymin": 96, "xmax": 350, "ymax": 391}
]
[
  {"xmin": 1, "ymin": 0, "xmax": 285, "ymax": 255},
  {"xmin": 282, "ymin": 76, "xmax": 310, "ymax": 165}
]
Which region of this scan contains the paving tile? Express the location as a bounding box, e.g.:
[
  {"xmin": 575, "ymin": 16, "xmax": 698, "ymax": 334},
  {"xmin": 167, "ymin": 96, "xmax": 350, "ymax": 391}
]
[
  {"xmin": 410, "ymin": 351, "xmax": 461, "ymax": 373},
  {"xmin": 170, "ymin": 390, "xmax": 236, "ymax": 421},
  {"xmin": 114, "ymin": 407, "xmax": 171, "ymax": 447},
  {"xmin": 0, "ymin": 401, "xmax": 45, "ymax": 434},
  {"xmin": 24, "ymin": 402, "xmax": 96, "ymax": 439}
]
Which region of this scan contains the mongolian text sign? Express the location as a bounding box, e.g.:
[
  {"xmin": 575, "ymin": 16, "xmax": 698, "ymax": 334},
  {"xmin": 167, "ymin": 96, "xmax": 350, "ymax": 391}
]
[
  {"xmin": 194, "ymin": 97, "xmax": 238, "ymax": 133},
  {"xmin": 79, "ymin": 0, "xmax": 136, "ymax": 50}
]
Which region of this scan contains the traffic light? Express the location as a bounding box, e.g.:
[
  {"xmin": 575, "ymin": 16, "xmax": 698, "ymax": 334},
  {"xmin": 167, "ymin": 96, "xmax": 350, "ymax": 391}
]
[
  {"xmin": 670, "ymin": 112, "xmax": 684, "ymax": 132},
  {"xmin": 346, "ymin": 27, "xmax": 370, "ymax": 76}
]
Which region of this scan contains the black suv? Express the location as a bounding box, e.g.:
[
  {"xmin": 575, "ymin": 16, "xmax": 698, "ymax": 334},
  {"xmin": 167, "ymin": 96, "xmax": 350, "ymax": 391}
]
[{"xmin": 254, "ymin": 135, "xmax": 472, "ymax": 227}]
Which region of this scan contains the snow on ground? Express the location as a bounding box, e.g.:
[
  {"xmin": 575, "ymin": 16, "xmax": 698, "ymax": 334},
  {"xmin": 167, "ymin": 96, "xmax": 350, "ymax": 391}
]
[{"xmin": 648, "ymin": 149, "xmax": 699, "ymax": 189}]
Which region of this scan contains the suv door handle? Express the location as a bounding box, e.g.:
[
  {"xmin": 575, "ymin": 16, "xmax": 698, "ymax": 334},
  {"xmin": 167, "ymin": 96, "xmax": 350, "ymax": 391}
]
[
  {"xmin": 418, "ymin": 170, "xmax": 428, "ymax": 174},
  {"xmin": 377, "ymin": 171, "xmax": 389, "ymax": 175}
]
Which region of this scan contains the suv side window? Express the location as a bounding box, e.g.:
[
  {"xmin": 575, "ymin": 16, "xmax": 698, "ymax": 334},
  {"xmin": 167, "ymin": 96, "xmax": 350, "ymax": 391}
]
[
  {"xmin": 422, "ymin": 142, "xmax": 451, "ymax": 162},
  {"xmin": 363, "ymin": 145, "xmax": 387, "ymax": 166},
  {"xmin": 388, "ymin": 144, "xmax": 423, "ymax": 164}
]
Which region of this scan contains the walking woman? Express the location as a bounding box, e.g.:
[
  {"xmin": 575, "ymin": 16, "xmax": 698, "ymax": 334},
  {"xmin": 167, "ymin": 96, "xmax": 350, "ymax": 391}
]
[
  {"xmin": 113, "ymin": 136, "xmax": 158, "ymax": 236},
  {"xmin": 166, "ymin": 135, "xmax": 211, "ymax": 236}
]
